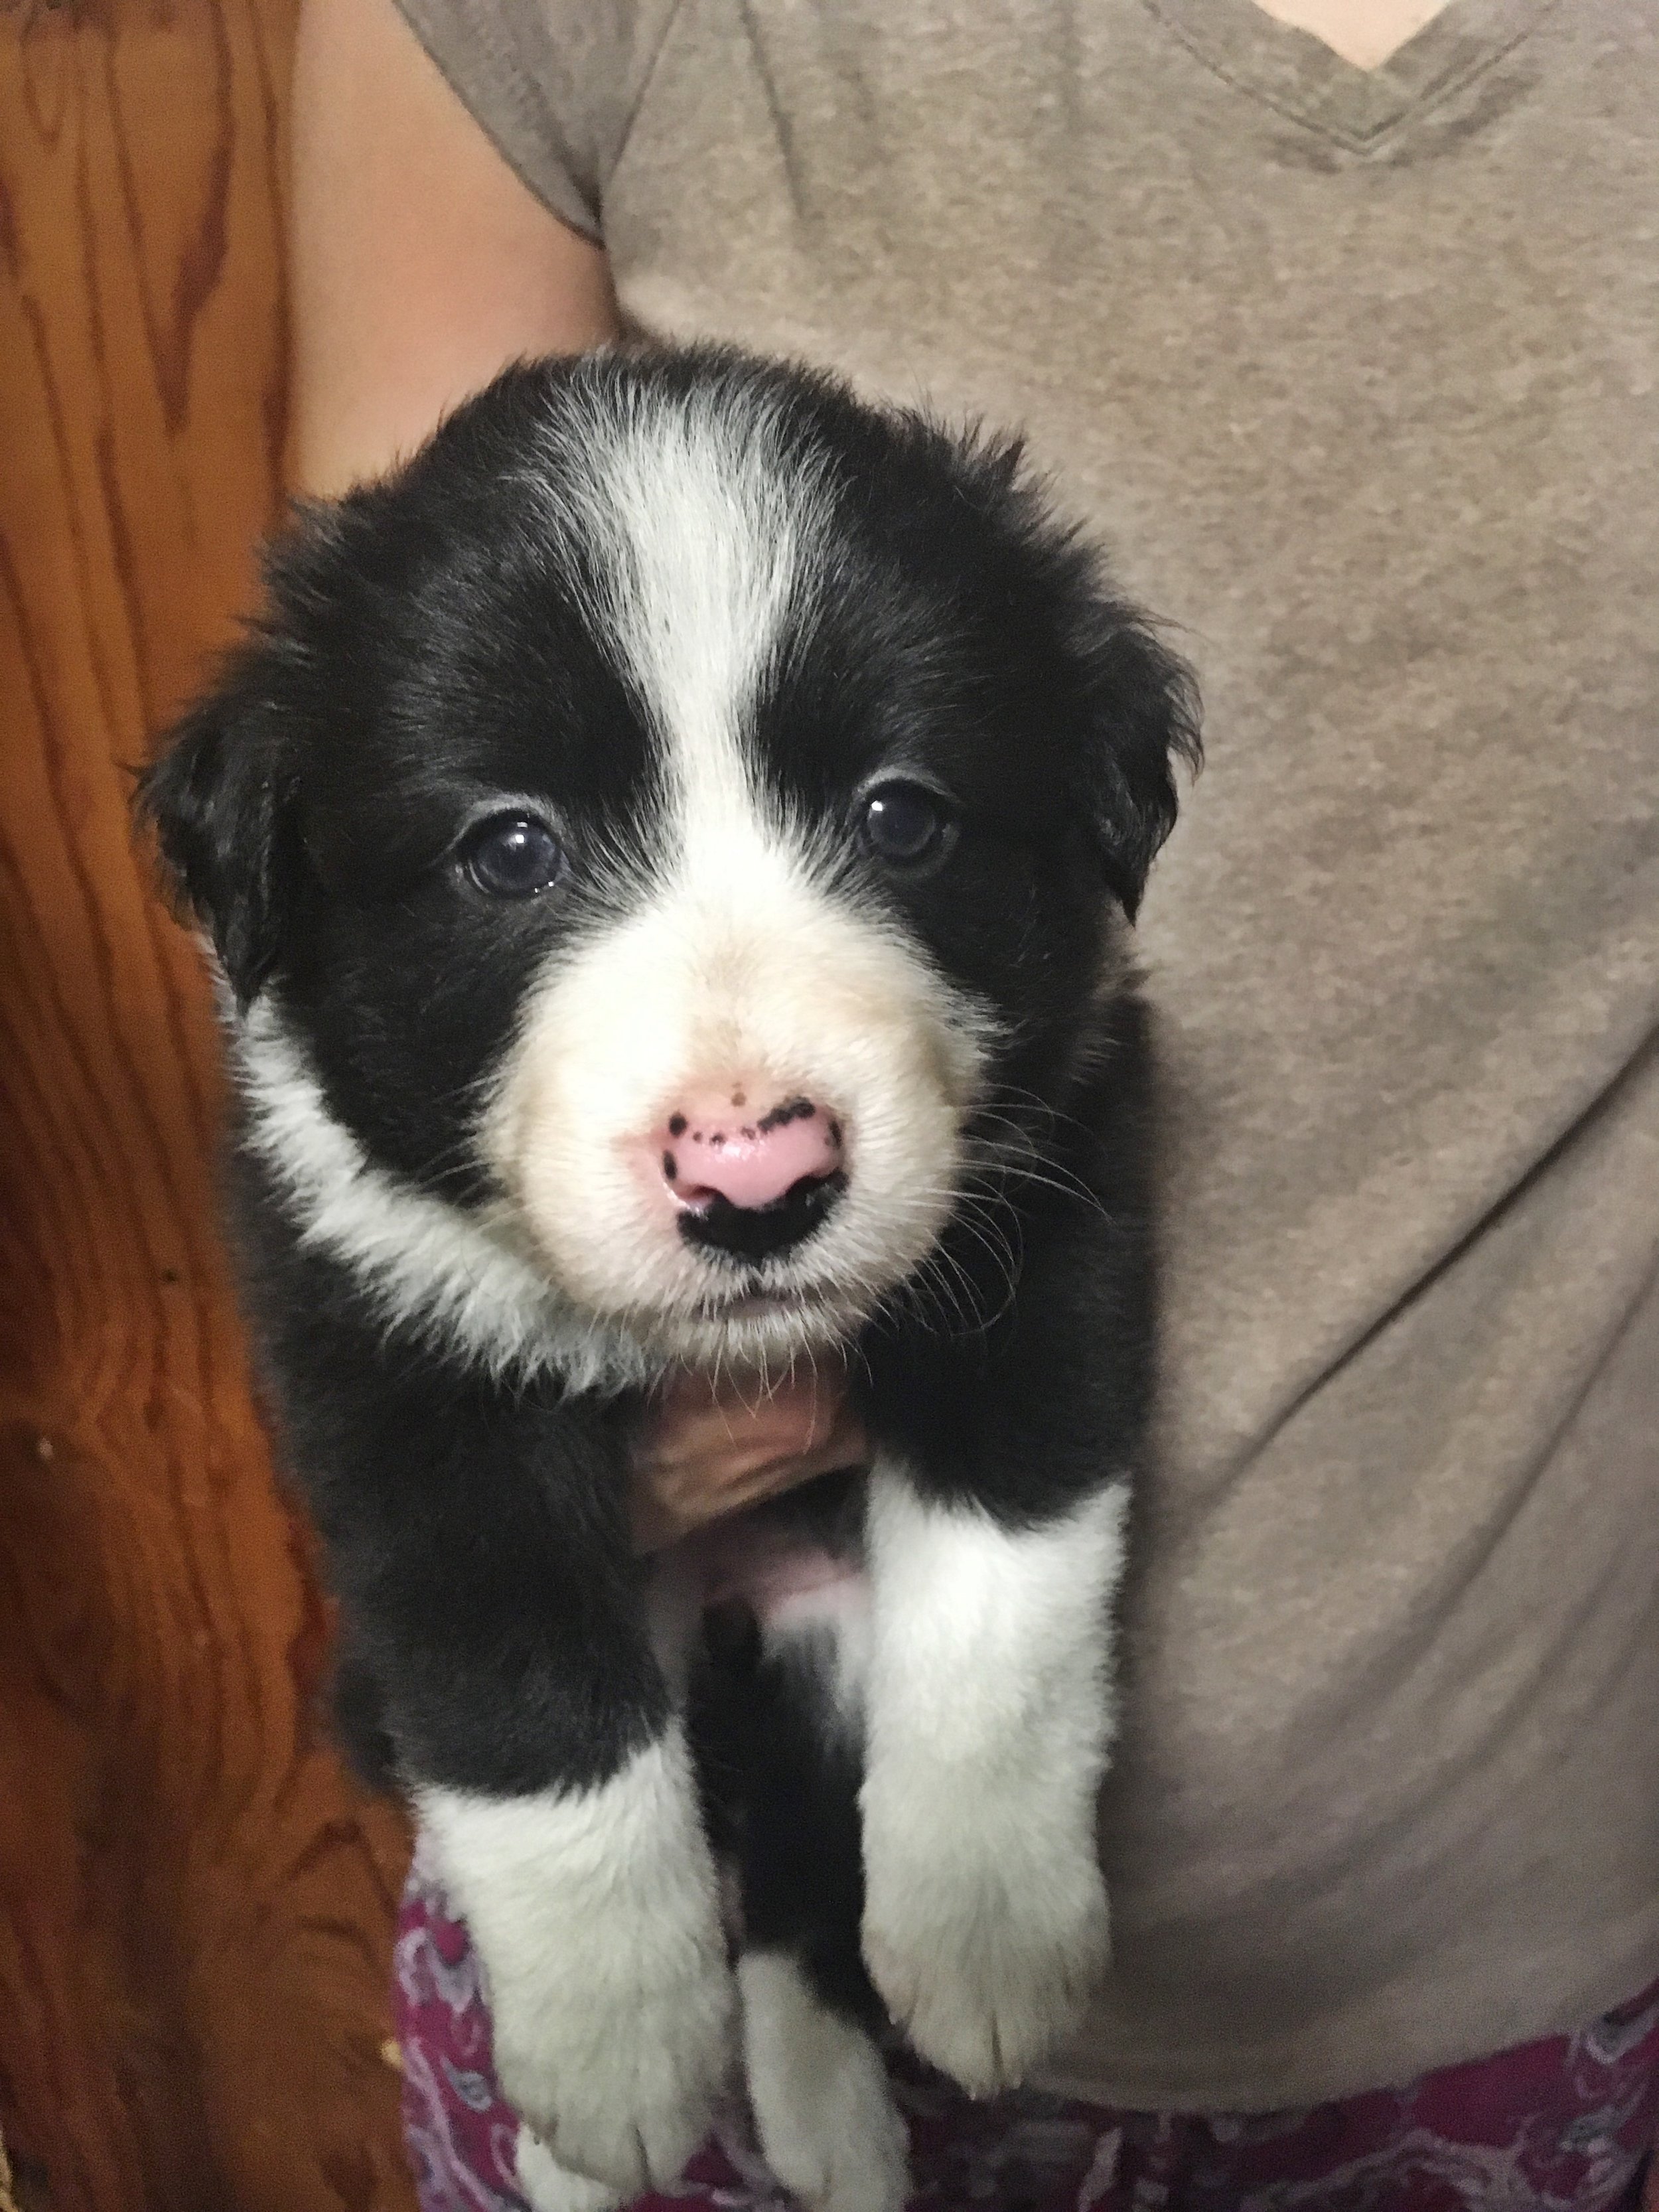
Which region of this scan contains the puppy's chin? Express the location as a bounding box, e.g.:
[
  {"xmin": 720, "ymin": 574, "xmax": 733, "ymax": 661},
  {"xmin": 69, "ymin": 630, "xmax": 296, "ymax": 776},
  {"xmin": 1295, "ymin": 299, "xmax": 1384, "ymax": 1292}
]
[
  {"xmin": 505, "ymin": 1220, "xmax": 888, "ymax": 1377},
  {"xmin": 622, "ymin": 1285, "xmax": 870, "ymax": 1376}
]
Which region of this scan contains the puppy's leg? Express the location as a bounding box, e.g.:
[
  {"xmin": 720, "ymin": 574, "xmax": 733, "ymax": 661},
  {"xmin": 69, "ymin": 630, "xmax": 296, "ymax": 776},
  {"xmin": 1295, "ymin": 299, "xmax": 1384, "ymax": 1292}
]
[
  {"xmin": 740, "ymin": 1952, "xmax": 907, "ymax": 2212},
  {"xmin": 859, "ymin": 1457, "xmax": 1127, "ymax": 2096},
  {"xmin": 514, "ymin": 2130, "xmax": 620, "ymax": 2212},
  {"xmin": 483, "ymin": 1547, "xmax": 722, "ymax": 2210},
  {"xmin": 418, "ymin": 1559, "xmax": 731, "ymax": 2195},
  {"xmin": 421, "ymin": 1720, "xmax": 731, "ymax": 2196},
  {"xmin": 291, "ymin": 1325, "xmax": 733, "ymax": 2196},
  {"xmin": 733, "ymin": 1607, "xmax": 907, "ymax": 2212}
]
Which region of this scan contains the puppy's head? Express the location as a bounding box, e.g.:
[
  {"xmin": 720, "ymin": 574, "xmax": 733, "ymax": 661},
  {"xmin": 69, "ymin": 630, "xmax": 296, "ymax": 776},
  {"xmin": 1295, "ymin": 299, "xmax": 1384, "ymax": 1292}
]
[{"xmin": 141, "ymin": 350, "xmax": 1197, "ymax": 1377}]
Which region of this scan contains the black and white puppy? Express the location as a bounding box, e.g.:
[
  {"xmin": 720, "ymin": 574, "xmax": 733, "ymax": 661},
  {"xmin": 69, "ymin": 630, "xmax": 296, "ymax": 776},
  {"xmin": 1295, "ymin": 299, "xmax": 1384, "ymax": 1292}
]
[{"xmin": 141, "ymin": 348, "xmax": 1197, "ymax": 2212}]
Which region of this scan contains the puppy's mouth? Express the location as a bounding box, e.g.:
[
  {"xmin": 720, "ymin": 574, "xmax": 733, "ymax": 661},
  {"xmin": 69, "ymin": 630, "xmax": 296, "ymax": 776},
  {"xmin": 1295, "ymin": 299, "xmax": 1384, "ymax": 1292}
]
[{"xmin": 692, "ymin": 1279, "xmax": 839, "ymax": 1321}]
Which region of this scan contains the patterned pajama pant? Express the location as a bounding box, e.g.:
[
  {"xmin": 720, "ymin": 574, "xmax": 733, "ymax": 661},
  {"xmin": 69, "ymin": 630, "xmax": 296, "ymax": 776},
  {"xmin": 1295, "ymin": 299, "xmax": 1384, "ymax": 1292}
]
[{"xmin": 396, "ymin": 1840, "xmax": 1659, "ymax": 2212}]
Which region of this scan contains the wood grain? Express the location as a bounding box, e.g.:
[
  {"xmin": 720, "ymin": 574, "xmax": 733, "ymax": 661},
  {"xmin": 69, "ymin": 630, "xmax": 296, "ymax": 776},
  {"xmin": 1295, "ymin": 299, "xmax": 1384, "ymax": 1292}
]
[{"xmin": 0, "ymin": 3, "xmax": 416, "ymax": 2205}]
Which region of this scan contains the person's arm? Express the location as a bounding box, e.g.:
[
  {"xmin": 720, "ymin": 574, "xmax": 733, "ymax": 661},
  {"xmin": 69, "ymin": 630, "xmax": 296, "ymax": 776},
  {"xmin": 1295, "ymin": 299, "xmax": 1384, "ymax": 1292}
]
[{"xmin": 288, "ymin": 0, "xmax": 620, "ymax": 496}]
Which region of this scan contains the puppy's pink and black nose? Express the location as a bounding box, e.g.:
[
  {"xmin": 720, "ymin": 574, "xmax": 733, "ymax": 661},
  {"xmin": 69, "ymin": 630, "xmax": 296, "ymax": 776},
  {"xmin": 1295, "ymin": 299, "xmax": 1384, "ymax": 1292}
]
[{"xmin": 657, "ymin": 1089, "xmax": 846, "ymax": 1261}]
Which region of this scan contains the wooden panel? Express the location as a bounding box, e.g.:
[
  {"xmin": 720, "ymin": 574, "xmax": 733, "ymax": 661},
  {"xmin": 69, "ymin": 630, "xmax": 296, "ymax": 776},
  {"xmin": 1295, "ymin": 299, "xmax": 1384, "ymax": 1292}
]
[{"xmin": 0, "ymin": 3, "xmax": 415, "ymax": 2205}]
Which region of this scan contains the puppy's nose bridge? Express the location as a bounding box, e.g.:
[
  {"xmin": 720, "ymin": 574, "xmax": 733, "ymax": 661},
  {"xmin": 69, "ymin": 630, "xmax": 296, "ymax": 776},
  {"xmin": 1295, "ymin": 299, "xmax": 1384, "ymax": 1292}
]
[{"xmin": 658, "ymin": 1088, "xmax": 845, "ymax": 1213}]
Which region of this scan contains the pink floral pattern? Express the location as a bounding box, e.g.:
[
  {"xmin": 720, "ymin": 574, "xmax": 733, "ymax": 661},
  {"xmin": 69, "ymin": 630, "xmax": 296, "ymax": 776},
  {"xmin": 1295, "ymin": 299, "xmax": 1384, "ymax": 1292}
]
[{"xmin": 395, "ymin": 1836, "xmax": 1658, "ymax": 2212}]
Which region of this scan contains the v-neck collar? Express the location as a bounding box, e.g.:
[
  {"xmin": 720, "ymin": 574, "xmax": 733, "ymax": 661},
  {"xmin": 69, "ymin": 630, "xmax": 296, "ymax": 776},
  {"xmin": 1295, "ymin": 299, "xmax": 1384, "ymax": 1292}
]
[{"xmin": 1141, "ymin": 0, "xmax": 1557, "ymax": 153}]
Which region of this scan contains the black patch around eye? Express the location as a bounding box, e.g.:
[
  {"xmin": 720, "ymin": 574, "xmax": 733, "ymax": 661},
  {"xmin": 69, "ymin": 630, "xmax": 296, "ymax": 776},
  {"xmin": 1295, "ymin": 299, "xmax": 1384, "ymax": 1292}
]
[
  {"xmin": 459, "ymin": 813, "xmax": 567, "ymax": 899},
  {"xmin": 859, "ymin": 781, "xmax": 954, "ymax": 869}
]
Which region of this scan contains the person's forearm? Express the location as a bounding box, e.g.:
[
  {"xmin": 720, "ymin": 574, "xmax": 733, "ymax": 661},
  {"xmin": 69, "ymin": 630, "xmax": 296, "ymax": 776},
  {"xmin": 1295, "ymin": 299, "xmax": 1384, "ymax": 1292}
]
[{"xmin": 287, "ymin": 0, "xmax": 619, "ymax": 497}]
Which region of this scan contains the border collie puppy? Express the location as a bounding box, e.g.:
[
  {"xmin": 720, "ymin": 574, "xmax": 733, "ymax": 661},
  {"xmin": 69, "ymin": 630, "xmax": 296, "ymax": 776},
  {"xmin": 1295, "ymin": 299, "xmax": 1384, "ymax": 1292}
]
[{"xmin": 140, "ymin": 348, "xmax": 1198, "ymax": 2212}]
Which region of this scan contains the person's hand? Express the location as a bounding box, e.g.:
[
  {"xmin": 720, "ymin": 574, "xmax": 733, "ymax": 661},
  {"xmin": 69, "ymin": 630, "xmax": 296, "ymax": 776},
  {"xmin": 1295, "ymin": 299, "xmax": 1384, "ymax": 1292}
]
[{"xmin": 631, "ymin": 1362, "xmax": 867, "ymax": 1552}]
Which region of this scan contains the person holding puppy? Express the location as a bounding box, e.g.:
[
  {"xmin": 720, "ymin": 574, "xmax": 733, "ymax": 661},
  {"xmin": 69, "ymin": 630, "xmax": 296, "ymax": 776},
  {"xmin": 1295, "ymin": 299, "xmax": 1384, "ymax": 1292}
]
[{"xmin": 289, "ymin": 1, "xmax": 1659, "ymax": 2205}]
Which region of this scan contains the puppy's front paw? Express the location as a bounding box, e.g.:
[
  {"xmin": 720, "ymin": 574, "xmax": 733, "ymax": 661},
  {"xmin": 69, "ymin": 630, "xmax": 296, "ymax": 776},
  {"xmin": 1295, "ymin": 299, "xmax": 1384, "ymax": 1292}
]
[
  {"xmin": 514, "ymin": 2129, "xmax": 620, "ymax": 2212},
  {"xmin": 492, "ymin": 1933, "xmax": 734, "ymax": 2193},
  {"xmin": 420, "ymin": 1741, "xmax": 734, "ymax": 2196},
  {"xmin": 861, "ymin": 1827, "xmax": 1108, "ymax": 2097}
]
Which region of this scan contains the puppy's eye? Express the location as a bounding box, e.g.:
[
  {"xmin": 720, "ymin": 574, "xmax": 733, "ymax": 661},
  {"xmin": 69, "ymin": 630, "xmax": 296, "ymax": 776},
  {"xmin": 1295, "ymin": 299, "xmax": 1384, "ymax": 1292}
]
[
  {"xmin": 859, "ymin": 781, "xmax": 953, "ymax": 868},
  {"xmin": 460, "ymin": 813, "xmax": 567, "ymax": 899}
]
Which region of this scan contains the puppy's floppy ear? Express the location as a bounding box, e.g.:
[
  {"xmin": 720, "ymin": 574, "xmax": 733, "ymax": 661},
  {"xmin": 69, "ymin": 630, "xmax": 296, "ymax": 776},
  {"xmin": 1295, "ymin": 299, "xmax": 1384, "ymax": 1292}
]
[
  {"xmin": 136, "ymin": 491, "xmax": 371, "ymax": 1003},
  {"xmin": 966, "ymin": 433, "xmax": 1201, "ymax": 921},
  {"xmin": 136, "ymin": 649, "xmax": 299, "ymax": 1009},
  {"xmin": 1081, "ymin": 613, "xmax": 1202, "ymax": 921}
]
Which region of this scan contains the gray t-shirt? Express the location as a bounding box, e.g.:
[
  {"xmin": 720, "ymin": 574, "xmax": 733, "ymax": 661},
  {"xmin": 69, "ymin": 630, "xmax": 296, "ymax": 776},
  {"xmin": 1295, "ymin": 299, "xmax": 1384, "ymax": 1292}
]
[{"xmin": 393, "ymin": 0, "xmax": 1659, "ymax": 2111}]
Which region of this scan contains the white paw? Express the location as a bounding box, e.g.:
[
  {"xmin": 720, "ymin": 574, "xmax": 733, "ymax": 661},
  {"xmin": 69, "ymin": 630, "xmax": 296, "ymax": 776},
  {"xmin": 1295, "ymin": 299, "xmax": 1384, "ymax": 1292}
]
[
  {"xmin": 515, "ymin": 2129, "xmax": 620, "ymax": 2212},
  {"xmin": 860, "ymin": 1828, "xmax": 1109, "ymax": 2097},
  {"xmin": 418, "ymin": 1737, "xmax": 735, "ymax": 2195},
  {"xmin": 492, "ymin": 1935, "xmax": 733, "ymax": 2192},
  {"xmin": 741, "ymin": 1953, "xmax": 908, "ymax": 2212},
  {"xmin": 857, "ymin": 1471, "xmax": 1125, "ymax": 2097}
]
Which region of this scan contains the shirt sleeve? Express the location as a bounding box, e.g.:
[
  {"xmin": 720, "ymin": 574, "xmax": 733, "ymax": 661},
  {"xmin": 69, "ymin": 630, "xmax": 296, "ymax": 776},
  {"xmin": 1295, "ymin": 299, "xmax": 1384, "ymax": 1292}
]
[{"xmin": 390, "ymin": 0, "xmax": 678, "ymax": 241}]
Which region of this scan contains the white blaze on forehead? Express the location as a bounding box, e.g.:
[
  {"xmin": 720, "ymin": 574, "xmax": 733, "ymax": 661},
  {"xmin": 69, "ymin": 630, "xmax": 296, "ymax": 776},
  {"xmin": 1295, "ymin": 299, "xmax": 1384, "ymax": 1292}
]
[{"xmin": 539, "ymin": 377, "xmax": 822, "ymax": 867}]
